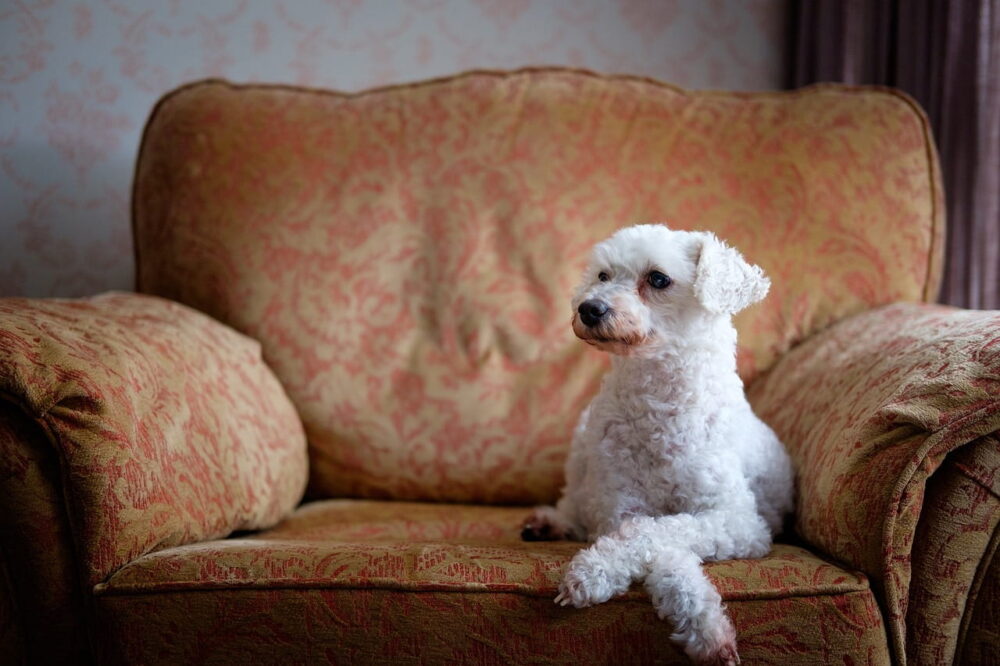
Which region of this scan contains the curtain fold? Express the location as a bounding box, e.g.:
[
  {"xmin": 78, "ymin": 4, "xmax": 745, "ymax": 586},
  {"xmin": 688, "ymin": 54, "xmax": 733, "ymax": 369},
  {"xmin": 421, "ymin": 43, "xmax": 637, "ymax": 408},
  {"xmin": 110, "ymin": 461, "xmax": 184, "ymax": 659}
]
[{"xmin": 790, "ymin": 0, "xmax": 999, "ymax": 309}]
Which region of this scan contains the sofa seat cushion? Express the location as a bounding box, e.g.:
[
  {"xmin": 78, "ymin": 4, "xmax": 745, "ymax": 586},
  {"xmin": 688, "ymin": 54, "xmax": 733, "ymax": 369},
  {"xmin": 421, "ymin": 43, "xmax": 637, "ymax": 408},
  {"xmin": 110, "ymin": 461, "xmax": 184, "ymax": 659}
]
[{"xmin": 94, "ymin": 500, "xmax": 890, "ymax": 664}]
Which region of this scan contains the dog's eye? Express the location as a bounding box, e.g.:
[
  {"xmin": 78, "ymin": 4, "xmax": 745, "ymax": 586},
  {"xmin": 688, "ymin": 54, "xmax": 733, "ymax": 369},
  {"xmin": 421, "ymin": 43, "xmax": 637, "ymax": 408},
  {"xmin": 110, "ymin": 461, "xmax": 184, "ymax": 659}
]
[
  {"xmin": 647, "ymin": 271, "xmax": 672, "ymax": 289},
  {"xmin": 598, "ymin": 272, "xmax": 609, "ymax": 282}
]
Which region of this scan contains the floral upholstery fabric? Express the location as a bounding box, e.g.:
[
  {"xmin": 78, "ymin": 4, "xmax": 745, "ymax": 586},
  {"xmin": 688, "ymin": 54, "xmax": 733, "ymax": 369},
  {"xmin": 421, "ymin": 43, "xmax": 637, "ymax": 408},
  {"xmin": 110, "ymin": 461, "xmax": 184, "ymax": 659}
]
[
  {"xmin": 0, "ymin": 293, "xmax": 308, "ymax": 587},
  {"xmin": 906, "ymin": 436, "xmax": 1000, "ymax": 665},
  {"xmin": 95, "ymin": 500, "xmax": 890, "ymax": 665},
  {"xmin": 0, "ymin": 404, "xmax": 90, "ymax": 664},
  {"xmin": 133, "ymin": 68, "xmax": 943, "ymax": 503},
  {"xmin": 747, "ymin": 303, "xmax": 1000, "ymax": 664},
  {"xmin": 5, "ymin": 70, "xmax": 994, "ymax": 665},
  {"xmin": 958, "ymin": 535, "xmax": 999, "ymax": 666}
]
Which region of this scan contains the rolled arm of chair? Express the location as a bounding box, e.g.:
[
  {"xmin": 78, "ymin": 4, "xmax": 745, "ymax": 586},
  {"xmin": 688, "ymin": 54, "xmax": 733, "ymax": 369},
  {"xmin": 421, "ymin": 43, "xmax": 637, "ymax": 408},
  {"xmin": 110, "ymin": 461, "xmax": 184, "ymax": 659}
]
[
  {"xmin": 0, "ymin": 292, "xmax": 308, "ymax": 590},
  {"xmin": 747, "ymin": 303, "xmax": 1000, "ymax": 665}
]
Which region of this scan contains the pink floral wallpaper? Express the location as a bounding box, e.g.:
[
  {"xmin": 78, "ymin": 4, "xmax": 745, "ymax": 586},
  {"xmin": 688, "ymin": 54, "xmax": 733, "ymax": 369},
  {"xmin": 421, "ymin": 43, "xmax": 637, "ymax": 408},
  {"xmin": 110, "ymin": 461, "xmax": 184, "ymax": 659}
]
[{"xmin": 0, "ymin": 0, "xmax": 787, "ymax": 297}]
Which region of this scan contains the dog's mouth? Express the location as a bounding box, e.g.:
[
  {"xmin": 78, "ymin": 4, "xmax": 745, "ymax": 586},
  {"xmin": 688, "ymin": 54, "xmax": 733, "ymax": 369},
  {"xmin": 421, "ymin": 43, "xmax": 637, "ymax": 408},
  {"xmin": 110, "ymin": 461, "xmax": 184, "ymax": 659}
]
[{"xmin": 572, "ymin": 315, "xmax": 649, "ymax": 354}]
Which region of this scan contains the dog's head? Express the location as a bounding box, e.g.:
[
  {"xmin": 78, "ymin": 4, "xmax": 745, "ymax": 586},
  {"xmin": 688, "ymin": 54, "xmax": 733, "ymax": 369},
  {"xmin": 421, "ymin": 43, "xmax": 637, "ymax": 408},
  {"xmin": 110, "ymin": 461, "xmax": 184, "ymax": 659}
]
[{"xmin": 571, "ymin": 224, "xmax": 770, "ymax": 356}]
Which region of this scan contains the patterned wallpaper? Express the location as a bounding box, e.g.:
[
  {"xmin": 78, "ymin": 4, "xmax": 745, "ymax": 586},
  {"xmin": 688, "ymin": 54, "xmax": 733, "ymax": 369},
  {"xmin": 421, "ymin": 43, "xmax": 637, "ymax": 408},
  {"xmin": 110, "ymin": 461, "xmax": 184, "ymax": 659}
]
[{"xmin": 0, "ymin": 0, "xmax": 788, "ymax": 297}]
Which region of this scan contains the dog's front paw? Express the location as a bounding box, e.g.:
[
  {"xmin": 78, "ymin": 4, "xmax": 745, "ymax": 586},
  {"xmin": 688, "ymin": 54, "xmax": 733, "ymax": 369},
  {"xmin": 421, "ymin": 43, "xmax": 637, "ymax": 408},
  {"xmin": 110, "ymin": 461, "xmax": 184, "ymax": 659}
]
[
  {"xmin": 704, "ymin": 642, "xmax": 740, "ymax": 666},
  {"xmin": 555, "ymin": 566, "xmax": 606, "ymax": 608},
  {"xmin": 521, "ymin": 506, "xmax": 570, "ymax": 541},
  {"xmin": 554, "ymin": 546, "xmax": 631, "ymax": 608},
  {"xmin": 676, "ymin": 612, "xmax": 740, "ymax": 666},
  {"xmin": 691, "ymin": 638, "xmax": 740, "ymax": 666}
]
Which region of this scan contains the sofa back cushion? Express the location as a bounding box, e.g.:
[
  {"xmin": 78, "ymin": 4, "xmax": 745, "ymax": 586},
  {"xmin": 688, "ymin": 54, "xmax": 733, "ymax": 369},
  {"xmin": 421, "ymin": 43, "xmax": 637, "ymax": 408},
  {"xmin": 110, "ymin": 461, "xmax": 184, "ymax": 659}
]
[{"xmin": 133, "ymin": 69, "xmax": 942, "ymax": 503}]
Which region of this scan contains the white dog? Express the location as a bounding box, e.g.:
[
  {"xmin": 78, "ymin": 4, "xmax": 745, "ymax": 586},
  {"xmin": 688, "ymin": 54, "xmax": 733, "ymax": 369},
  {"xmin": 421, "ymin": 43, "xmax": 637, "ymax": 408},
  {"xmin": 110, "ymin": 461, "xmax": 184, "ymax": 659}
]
[{"xmin": 522, "ymin": 224, "xmax": 794, "ymax": 665}]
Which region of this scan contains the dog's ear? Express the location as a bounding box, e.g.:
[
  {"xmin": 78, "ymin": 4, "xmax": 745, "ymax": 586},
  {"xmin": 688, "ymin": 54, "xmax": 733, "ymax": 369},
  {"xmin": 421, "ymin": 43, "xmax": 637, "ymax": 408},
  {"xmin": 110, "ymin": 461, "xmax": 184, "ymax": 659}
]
[{"xmin": 692, "ymin": 233, "xmax": 770, "ymax": 315}]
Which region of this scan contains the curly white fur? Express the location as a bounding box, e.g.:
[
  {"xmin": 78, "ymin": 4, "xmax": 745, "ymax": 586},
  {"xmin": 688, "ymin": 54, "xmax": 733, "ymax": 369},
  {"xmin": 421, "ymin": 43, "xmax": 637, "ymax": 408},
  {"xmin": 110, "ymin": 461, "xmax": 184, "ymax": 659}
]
[{"xmin": 522, "ymin": 224, "xmax": 794, "ymax": 665}]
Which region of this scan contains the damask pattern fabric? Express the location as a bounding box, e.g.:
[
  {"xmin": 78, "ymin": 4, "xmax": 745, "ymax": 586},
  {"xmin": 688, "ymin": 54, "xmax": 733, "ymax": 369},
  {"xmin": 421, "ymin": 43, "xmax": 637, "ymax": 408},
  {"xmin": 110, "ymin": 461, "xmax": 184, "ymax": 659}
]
[
  {"xmin": 952, "ymin": 434, "xmax": 1000, "ymax": 666},
  {"xmin": 0, "ymin": 292, "xmax": 308, "ymax": 586},
  {"xmin": 959, "ymin": 542, "xmax": 999, "ymax": 666},
  {"xmin": 747, "ymin": 303, "xmax": 1000, "ymax": 663},
  {"xmin": 2, "ymin": 68, "xmax": 995, "ymax": 664},
  {"xmin": 133, "ymin": 68, "xmax": 943, "ymax": 503},
  {"xmin": 905, "ymin": 437, "xmax": 1000, "ymax": 665},
  {"xmin": 0, "ymin": 405, "xmax": 90, "ymax": 663},
  {"xmin": 100, "ymin": 500, "xmax": 865, "ymax": 595},
  {"xmin": 95, "ymin": 500, "xmax": 890, "ymax": 665},
  {"xmin": 97, "ymin": 587, "xmax": 890, "ymax": 665}
]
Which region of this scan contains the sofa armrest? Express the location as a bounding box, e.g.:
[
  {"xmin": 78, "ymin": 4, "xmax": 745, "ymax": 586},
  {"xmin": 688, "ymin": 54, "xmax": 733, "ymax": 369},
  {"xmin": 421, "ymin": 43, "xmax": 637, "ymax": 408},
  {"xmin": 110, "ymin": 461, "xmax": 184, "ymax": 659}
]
[
  {"xmin": 0, "ymin": 402, "xmax": 90, "ymax": 663},
  {"xmin": 0, "ymin": 292, "xmax": 308, "ymax": 591},
  {"xmin": 747, "ymin": 303, "xmax": 1000, "ymax": 664},
  {"xmin": 908, "ymin": 436, "xmax": 999, "ymax": 665}
]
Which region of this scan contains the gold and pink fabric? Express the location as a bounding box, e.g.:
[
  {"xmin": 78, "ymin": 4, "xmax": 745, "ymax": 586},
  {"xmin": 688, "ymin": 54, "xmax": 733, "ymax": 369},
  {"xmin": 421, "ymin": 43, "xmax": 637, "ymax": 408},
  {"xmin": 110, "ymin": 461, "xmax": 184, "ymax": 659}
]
[{"xmin": 1, "ymin": 69, "xmax": 996, "ymax": 665}]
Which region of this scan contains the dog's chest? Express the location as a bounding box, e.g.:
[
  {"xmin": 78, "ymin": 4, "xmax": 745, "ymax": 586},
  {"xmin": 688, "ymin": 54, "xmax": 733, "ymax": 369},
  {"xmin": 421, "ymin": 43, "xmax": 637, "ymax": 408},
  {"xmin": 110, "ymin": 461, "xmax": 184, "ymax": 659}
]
[{"xmin": 591, "ymin": 406, "xmax": 705, "ymax": 511}]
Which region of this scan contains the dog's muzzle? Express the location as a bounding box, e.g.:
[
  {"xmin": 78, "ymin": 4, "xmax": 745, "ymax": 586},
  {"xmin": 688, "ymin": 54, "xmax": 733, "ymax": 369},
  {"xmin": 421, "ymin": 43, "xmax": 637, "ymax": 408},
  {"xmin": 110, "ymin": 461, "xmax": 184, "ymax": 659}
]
[{"xmin": 578, "ymin": 299, "xmax": 610, "ymax": 328}]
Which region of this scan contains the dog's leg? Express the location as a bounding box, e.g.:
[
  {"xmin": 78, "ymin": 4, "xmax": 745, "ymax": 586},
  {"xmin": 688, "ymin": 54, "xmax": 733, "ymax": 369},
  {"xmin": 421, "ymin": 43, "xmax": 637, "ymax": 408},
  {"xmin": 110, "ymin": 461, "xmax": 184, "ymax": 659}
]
[
  {"xmin": 558, "ymin": 509, "xmax": 769, "ymax": 664},
  {"xmin": 554, "ymin": 527, "xmax": 648, "ymax": 606},
  {"xmin": 645, "ymin": 546, "xmax": 739, "ymax": 666},
  {"xmin": 556, "ymin": 506, "xmax": 770, "ymax": 602},
  {"xmin": 637, "ymin": 510, "xmax": 767, "ymax": 665},
  {"xmin": 523, "ymin": 403, "xmax": 593, "ymax": 542},
  {"xmin": 625, "ymin": 509, "xmax": 773, "ymax": 562}
]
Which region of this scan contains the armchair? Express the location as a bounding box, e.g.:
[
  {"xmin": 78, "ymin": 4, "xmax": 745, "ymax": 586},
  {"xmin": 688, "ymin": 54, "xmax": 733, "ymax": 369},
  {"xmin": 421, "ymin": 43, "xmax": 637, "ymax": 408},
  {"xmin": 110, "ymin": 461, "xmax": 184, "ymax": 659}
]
[{"xmin": 1, "ymin": 69, "xmax": 996, "ymax": 665}]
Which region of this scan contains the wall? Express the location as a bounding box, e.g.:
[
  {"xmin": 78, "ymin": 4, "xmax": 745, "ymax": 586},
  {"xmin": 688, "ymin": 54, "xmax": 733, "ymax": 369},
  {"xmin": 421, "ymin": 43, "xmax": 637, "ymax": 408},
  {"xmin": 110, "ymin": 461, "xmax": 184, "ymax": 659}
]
[{"xmin": 0, "ymin": 0, "xmax": 787, "ymax": 297}]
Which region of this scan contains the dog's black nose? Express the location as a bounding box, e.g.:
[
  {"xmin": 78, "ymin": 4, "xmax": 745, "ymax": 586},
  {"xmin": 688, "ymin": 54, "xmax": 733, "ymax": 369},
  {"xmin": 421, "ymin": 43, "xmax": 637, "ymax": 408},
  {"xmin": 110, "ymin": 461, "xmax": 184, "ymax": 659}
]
[{"xmin": 578, "ymin": 300, "xmax": 610, "ymax": 327}]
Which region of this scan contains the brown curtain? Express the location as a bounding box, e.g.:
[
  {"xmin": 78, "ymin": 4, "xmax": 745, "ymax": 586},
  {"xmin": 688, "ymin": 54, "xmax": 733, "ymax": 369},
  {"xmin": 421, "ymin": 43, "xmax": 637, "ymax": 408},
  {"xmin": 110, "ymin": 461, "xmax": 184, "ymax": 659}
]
[{"xmin": 789, "ymin": 0, "xmax": 999, "ymax": 309}]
